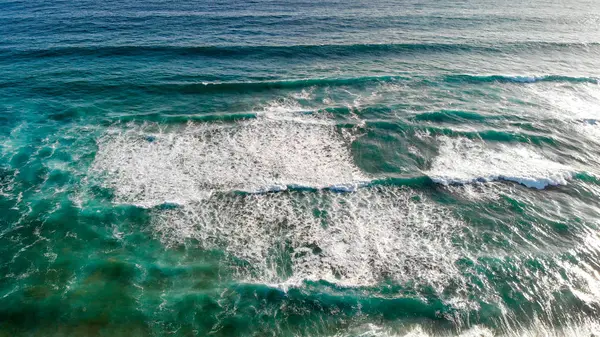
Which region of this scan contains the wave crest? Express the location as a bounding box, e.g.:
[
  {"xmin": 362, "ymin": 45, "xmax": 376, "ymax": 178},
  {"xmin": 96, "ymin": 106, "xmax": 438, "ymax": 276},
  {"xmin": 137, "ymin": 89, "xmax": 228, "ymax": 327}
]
[{"xmin": 426, "ymin": 136, "xmax": 576, "ymax": 189}]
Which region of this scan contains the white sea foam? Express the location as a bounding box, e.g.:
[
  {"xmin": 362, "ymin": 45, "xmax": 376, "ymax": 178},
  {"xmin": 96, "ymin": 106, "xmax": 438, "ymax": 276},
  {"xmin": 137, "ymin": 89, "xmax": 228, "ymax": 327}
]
[
  {"xmin": 93, "ymin": 97, "xmax": 468, "ymax": 292},
  {"xmin": 528, "ymin": 83, "xmax": 600, "ymax": 146},
  {"xmin": 151, "ymin": 186, "xmax": 466, "ymax": 292},
  {"xmin": 427, "ymin": 136, "xmax": 574, "ymax": 189},
  {"xmin": 91, "ymin": 100, "xmax": 366, "ymax": 207},
  {"xmin": 506, "ymin": 75, "xmax": 538, "ymax": 83},
  {"xmin": 334, "ymin": 324, "xmax": 495, "ymax": 337},
  {"xmin": 442, "ymin": 182, "xmax": 506, "ymax": 201},
  {"xmin": 335, "ymin": 319, "xmax": 600, "ymax": 337},
  {"xmin": 529, "ymin": 83, "xmax": 600, "ymax": 121}
]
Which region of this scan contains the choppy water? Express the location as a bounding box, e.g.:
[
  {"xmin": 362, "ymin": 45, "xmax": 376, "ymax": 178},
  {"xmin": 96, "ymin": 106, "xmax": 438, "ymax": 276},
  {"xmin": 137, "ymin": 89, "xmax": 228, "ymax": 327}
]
[{"xmin": 2, "ymin": 0, "xmax": 600, "ymax": 336}]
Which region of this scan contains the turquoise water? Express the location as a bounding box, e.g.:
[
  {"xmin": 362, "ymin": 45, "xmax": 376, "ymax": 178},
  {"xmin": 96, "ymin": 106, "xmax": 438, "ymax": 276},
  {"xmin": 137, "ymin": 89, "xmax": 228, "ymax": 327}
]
[{"xmin": 2, "ymin": 0, "xmax": 600, "ymax": 336}]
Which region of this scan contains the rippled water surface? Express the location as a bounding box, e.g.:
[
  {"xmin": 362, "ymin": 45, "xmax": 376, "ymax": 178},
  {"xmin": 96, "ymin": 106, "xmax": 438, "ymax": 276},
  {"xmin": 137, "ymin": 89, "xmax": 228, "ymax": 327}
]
[{"xmin": 2, "ymin": 0, "xmax": 600, "ymax": 336}]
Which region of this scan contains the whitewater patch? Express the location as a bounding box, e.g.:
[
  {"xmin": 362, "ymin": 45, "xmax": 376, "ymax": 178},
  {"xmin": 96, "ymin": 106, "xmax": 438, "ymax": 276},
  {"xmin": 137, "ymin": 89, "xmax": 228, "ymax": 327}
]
[
  {"xmin": 526, "ymin": 83, "xmax": 600, "ymax": 147},
  {"xmin": 529, "ymin": 83, "xmax": 600, "ymax": 121},
  {"xmin": 151, "ymin": 186, "xmax": 467, "ymax": 293},
  {"xmin": 334, "ymin": 323, "xmax": 495, "ymax": 337},
  {"xmin": 335, "ymin": 319, "xmax": 600, "ymax": 337},
  {"xmin": 91, "ymin": 102, "xmax": 366, "ymax": 207},
  {"xmin": 427, "ymin": 136, "xmax": 574, "ymax": 189}
]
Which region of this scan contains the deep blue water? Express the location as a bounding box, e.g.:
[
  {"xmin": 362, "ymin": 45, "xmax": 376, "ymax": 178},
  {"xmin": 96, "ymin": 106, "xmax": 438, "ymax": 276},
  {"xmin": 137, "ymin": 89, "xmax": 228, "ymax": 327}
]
[{"xmin": 2, "ymin": 1, "xmax": 600, "ymax": 336}]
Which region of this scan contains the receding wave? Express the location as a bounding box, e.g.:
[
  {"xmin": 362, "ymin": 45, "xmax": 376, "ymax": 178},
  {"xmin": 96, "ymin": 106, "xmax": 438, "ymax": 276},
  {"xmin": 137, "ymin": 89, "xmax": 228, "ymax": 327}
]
[
  {"xmin": 412, "ymin": 110, "xmax": 491, "ymax": 123},
  {"xmin": 158, "ymin": 76, "xmax": 407, "ymax": 93},
  {"xmin": 21, "ymin": 73, "xmax": 600, "ymax": 97},
  {"xmin": 444, "ymin": 74, "xmax": 599, "ymax": 84},
  {"xmin": 24, "ymin": 76, "xmax": 408, "ymax": 96},
  {"xmin": 4, "ymin": 41, "xmax": 600, "ymax": 59},
  {"xmin": 368, "ymin": 121, "xmax": 559, "ymax": 146},
  {"xmin": 0, "ymin": 43, "xmax": 496, "ymax": 59}
]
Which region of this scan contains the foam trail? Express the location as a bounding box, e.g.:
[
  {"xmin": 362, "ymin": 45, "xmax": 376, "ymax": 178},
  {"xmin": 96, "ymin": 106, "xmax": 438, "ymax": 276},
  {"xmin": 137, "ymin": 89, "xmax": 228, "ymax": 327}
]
[
  {"xmin": 334, "ymin": 319, "xmax": 600, "ymax": 337},
  {"xmin": 91, "ymin": 101, "xmax": 367, "ymax": 207},
  {"xmin": 427, "ymin": 136, "xmax": 575, "ymax": 189},
  {"xmin": 528, "ymin": 84, "xmax": 600, "ymax": 147},
  {"xmin": 152, "ymin": 186, "xmax": 466, "ymax": 293},
  {"xmin": 529, "ymin": 83, "xmax": 600, "ymax": 121}
]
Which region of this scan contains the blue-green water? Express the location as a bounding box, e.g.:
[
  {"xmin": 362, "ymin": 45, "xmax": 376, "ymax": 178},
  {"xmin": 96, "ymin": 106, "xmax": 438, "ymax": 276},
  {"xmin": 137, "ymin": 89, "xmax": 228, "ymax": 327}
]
[{"xmin": 2, "ymin": 1, "xmax": 600, "ymax": 336}]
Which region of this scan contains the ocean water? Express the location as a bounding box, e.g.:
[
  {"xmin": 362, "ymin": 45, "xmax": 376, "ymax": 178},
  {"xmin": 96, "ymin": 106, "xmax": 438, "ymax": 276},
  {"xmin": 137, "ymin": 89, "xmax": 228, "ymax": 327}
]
[{"xmin": 2, "ymin": 0, "xmax": 600, "ymax": 336}]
